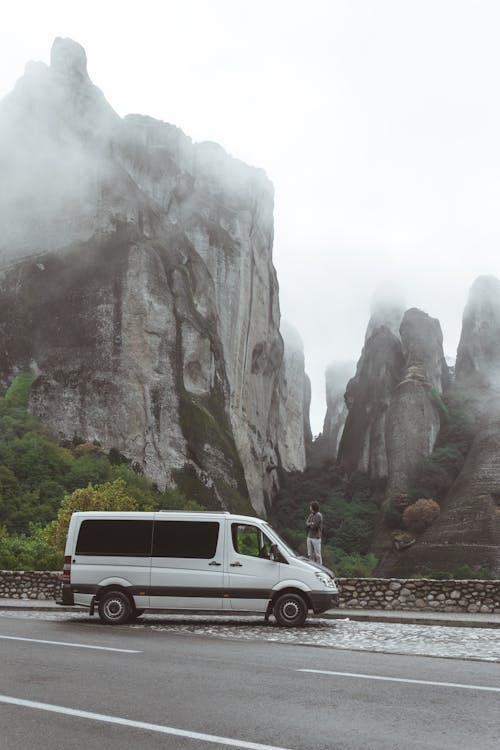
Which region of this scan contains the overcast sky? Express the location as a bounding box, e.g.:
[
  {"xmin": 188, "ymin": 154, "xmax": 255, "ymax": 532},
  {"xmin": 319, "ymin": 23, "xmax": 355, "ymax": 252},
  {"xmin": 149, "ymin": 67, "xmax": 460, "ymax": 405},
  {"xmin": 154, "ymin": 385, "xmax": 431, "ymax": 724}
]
[{"xmin": 3, "ymin": 0, "xmax": 500, "ymax": 433}]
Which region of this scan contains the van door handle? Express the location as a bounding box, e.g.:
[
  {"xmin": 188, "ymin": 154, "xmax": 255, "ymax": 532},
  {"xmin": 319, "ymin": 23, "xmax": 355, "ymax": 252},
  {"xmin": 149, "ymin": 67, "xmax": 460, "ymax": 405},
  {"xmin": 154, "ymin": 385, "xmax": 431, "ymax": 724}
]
[
  {"xmin": 230, "ymin": 562, "xmax": 243, "ymax": 567},
  {"xmin": 209, "ymin": 561, "xmax": 221, "ymax": 566}
]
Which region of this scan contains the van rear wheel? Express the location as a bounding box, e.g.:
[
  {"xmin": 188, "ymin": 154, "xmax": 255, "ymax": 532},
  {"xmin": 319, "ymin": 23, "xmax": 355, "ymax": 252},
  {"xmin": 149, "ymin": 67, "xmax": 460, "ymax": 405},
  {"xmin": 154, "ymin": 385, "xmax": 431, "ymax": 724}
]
[
  {"xmin": 273, "ymin": 593, "xmax": 307, "ymax": 627},
  {"xmin": 98, "ymin": 590, "xmax": 132, "ymax": 625}
]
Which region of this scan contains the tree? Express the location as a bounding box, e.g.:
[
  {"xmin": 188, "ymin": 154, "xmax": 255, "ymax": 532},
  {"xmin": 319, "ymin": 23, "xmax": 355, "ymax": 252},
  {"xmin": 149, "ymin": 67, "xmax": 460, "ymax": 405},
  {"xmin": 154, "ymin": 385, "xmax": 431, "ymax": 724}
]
[
  {"xmin": 403, "ymin": 498, "xmax": 440, "ymax": 534},
  {"xmin": 44, "ymin": 479, "xmax": 138, "ymax": 556}
]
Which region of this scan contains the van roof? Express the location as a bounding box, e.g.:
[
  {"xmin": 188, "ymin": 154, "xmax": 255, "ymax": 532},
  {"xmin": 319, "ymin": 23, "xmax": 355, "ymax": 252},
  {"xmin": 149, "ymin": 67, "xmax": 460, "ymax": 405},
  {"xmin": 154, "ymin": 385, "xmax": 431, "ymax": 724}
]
[{"xmin": 70, "ymin": 510, "xmax": 264, "ymax": 524}]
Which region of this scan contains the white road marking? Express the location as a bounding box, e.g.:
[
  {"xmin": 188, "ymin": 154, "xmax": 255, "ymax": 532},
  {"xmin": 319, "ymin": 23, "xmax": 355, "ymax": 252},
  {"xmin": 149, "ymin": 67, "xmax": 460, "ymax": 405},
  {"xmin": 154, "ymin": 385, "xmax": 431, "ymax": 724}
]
[
  {"xmin": 0, "ymin": 635, "xmax": 141, "ymax": 654},
  {"xmin": 297, "ymin": 669, "xmax": 500, "ymax": 693},
  {"xmin": 0, "ymin": 695, "xmax": 292, "ymax": 750}
]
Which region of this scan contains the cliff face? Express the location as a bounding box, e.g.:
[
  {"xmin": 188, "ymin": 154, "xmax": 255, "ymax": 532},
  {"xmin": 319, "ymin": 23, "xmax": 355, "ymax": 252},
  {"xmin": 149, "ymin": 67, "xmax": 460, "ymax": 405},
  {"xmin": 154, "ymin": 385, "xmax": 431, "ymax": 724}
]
[
  {"xmin": 276, "ymin": 321, "xmax": 311, "ymax": 473},
  {"xmin": 454, "ymin": 275, "xmax": 500, "ymax": 426},
  {"xmin": 337, "ymin": 307, "xmax": 405, "ymax": 480},
  {"xmin": 309, "ymin": 362, "xmax": 354, "ymax": 466},
  {"xmin": 0, "ymin": 38, "xmax": 307, "ymax": 514},
  {"xmin": 385, "ymin": 308, "xmax": 449, "ymax": 501},
  {"xmin": 376, "ymin": 279, "xmax": 500, "ymax": 576},
  {"xmin": 338, "ymin": 306, "xmax": 448, "ymax": 495}
]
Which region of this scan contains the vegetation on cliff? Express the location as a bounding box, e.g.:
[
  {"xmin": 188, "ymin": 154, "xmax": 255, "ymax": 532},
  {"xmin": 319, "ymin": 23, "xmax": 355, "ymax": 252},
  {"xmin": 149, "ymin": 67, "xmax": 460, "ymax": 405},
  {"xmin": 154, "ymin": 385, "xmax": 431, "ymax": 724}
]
[
  {"xmin": 0, "ymin": 374, "xmax": 202, "ymax": 569},
  {"xmin": 270, "ymin": 463, "xmax": 379, "ymax": 576},
  {"xmin": 384, "ymin": 394, "xmax": 474, "ymax": 538}
]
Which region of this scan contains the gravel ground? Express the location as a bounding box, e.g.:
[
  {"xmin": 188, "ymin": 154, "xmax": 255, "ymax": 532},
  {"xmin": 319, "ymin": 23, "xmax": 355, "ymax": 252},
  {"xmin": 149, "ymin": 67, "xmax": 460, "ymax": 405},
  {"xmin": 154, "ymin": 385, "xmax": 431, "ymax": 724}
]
[{"xmin": 1, "ymin": 609, "xmax": 499, "ymax": 662}]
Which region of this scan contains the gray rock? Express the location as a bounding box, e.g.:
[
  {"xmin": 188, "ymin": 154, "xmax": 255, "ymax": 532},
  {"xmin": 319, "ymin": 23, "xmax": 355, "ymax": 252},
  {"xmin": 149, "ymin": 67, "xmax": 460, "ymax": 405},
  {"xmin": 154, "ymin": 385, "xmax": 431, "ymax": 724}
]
[
  {"xmin": 0, "ymin": 38, "xmax": 309, "ymax": 514},
  {"xmin": 310, "ymin": 361, "xmax": 354, "ymax": 465}
]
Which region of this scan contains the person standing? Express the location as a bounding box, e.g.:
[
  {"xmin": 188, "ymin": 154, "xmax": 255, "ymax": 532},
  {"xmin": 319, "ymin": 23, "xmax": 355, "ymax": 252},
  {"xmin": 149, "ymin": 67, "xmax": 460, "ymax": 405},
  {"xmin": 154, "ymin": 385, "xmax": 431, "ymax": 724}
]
[{"xmin": 306, "ymin": 501, "xmax": 323, "ymax": 564}]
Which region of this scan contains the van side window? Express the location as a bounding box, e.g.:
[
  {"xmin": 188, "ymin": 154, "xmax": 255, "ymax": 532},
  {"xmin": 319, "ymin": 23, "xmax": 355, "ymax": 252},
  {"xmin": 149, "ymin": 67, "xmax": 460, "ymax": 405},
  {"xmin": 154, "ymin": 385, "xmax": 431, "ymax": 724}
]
[
  {"xmin": 231, "ymin": 524, "xmax": 273, "ymax": 559},
  {"xmin": 153, "ymin": 521, "xmax": 219, "ymax": 558},
  {"xmin": 76, "ymin": 520, "xmax": 153, "ymax": 556}
]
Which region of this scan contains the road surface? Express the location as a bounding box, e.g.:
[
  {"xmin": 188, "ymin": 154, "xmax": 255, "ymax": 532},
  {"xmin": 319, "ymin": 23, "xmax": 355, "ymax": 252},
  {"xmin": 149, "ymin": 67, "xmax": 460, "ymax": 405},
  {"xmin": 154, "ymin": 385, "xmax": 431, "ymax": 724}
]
[{"xmin": 0, "ymin": 612, "xmax": 498, "ymax": 750}]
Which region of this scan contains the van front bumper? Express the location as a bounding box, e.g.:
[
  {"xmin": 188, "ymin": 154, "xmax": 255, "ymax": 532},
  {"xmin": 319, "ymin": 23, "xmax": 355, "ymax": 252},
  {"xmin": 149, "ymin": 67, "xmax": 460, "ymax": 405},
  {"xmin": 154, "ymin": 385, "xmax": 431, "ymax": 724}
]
[
  {"xmin": 310, "ymin": 592, "xmax": 339, "ymax": 614},
  {"xmin": 56, "ymin": 584, "xmax": 75, "ymax": 606}
]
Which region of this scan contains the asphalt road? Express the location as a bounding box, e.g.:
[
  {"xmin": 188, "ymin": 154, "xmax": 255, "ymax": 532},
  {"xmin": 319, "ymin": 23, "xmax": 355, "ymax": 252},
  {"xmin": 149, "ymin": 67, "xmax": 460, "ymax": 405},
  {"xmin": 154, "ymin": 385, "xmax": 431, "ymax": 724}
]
[{"xmin": 0, "ymin": 613, "xmax": 499, "ymax": 750}]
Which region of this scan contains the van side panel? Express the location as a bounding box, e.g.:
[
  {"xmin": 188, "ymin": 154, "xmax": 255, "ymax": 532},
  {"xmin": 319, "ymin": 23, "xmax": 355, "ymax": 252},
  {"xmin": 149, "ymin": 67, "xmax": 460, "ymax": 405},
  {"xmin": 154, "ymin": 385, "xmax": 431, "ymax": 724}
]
[
  {"xmin": 149, "ymin": 518, "xmax": 224, "ymax": 610},
  {"xmin": 69, "ymin": 516, "xmax": 153, "ymax": 609}
]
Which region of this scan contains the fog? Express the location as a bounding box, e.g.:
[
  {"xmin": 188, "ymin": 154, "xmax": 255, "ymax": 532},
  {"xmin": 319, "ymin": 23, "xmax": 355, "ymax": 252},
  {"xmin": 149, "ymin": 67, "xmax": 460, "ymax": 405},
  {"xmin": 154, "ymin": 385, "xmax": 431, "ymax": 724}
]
[{"xmin": 3, "ymin": 1, "xmax": 500, "ymax": 432}]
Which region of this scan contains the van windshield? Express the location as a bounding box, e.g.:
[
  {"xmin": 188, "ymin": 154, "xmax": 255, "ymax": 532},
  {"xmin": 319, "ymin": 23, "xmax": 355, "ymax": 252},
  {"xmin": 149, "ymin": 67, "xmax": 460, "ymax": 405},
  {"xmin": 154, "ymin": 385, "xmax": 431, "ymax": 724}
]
[{"xmin": 263, "ymin": 524, "xmax": 297, "ymax": 559}]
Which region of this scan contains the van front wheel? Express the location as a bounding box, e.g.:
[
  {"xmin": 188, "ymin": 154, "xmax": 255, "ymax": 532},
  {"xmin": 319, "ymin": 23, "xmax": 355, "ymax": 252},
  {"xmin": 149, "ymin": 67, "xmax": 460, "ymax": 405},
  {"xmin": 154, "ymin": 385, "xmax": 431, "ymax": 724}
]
[
  {"xmin": 98, "ymin": 590, "xmax": 132, "ymax": 625},
  {"xmin": 273, "ymin": 593, "xmax": 307, "ymax": 627}
]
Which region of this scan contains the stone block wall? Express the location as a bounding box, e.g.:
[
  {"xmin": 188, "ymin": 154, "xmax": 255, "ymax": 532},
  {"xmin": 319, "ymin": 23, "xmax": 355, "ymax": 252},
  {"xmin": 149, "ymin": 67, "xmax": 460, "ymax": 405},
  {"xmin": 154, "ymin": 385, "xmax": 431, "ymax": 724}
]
[
  {"xmin": 0, "ymin": 571, "xmax": 62, "ymax": 600},
  {"xmin": 0, "ymin": 572, "xmax": 499, "ymax": 613},
  {"xmin": 338, "ymin": 578, "xmax": 500, "ymax": 614}
]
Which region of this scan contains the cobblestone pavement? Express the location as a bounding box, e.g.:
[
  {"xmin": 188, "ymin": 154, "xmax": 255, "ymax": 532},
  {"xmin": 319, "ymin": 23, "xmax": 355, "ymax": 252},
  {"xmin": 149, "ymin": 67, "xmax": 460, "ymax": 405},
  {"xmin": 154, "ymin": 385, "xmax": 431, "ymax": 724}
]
[{"xmin": 1, "ymin": 610, "xmax": 499, "ymax": 662}]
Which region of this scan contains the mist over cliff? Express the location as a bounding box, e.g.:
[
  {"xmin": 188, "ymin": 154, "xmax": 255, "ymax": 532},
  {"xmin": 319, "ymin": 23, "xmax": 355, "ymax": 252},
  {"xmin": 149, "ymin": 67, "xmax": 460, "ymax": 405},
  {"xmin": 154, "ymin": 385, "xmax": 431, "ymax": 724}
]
[{"xmin": 0, "ymin": 38, "xmax": 309, "ymax": 515}]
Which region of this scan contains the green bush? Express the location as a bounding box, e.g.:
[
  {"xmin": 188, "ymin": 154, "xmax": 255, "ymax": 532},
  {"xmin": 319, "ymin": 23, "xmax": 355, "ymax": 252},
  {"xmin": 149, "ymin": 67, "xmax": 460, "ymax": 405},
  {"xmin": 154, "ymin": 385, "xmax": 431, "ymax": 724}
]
[
  {"xmin": 0, "ymin": 525, "xmax": 60, "ymax": 570},
  {"xmin": 324, "ymin": 546, "xmax": 378, "ymax": 577},
  {"xmin": 407, "ymin": 397, "xmax": 474, "ymax": 504},
  {"xmin": 4, "ymin": 373, "xmax": 36, "ymax": 408},
  {"xmin": 417, "ymin": 565, "xmax": 494, "ymax": 580}
]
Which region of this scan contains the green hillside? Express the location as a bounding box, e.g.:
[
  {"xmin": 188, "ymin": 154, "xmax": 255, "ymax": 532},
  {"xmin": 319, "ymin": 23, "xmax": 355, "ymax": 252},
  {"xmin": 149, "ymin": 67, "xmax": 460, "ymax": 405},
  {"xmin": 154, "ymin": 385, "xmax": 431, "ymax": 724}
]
[{"xmin": 0, "ymin": 374, "xmax": 203, "ymax": 569}]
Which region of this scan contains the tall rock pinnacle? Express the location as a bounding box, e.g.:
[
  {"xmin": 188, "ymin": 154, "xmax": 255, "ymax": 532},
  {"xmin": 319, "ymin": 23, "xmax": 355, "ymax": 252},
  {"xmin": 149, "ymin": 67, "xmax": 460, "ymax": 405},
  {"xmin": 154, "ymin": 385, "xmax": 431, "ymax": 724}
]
[{"xmin": 0, "ymin": 39, "xmax": 309, "ymax": 514}]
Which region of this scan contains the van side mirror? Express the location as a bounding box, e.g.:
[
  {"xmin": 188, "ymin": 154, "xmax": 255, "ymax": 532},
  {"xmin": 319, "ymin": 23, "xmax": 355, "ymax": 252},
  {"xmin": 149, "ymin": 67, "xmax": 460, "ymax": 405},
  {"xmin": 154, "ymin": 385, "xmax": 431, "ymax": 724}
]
[{"xmin": 270, "ymin": 543, "xmax": 279, "ymax": 562}]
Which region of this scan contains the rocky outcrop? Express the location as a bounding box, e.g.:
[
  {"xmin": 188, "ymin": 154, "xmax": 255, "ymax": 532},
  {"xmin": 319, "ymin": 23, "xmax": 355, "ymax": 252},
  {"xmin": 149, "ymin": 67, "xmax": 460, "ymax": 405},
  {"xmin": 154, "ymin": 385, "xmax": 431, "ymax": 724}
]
[
  {"xmin": 0, "ymin": 38, "xmax": 307, "ymax": 514},
  {"xmin": 385, "ymin": 309, "xmax": 449, "ymax": 501},
  {"xmin": 338, "ymin": 306, "xmax": 448, "ymax": 495},
  {"xmin": 337, "ymin": 306, "xmax": 405, "ymax": 479},
  {"xmin": 276, "ymin": 322, "xmax": 311, "ymax": 473},
  {"xmin": 379, "ymin": 279, "xmax": 500, "ymax": 576},
  {"xmin": 454, "ymin": 275, "xmax": 500, "ymax": 426},
  {"xmin": 309, "ymin": 362, "xmax": 354, "ymax": 466},
  {"xmin": 336, "ymin": 304, "xmax": 450, "ymax": 580}
]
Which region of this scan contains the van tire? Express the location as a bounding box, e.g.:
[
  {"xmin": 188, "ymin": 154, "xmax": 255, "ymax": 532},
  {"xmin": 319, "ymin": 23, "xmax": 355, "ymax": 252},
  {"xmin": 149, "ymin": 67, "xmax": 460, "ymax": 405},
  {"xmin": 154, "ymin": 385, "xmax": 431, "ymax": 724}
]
[
  {"xmin": 273, "ymin": 593, "xmax": 307, "ymax": 627},
  {"xmin": 98, "ymin": 590, "xmax": 133, "ymax": 625}
]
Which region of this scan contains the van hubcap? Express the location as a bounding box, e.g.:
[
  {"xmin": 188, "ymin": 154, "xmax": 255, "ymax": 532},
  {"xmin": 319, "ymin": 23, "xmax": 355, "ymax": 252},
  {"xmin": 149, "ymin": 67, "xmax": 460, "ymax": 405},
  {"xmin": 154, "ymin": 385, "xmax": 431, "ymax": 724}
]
[
  {"xmin": 282, "ymin": 600, "xmax": 299, "ymax": 620},
  {"xmin": 105, "ymin": 598, "xmax": 124, "ymax": 619}
]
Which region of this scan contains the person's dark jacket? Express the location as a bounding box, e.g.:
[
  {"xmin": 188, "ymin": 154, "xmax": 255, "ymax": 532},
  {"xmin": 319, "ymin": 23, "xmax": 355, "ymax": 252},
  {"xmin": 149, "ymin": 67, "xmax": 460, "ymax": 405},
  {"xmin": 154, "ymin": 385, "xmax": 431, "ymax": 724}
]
[{"xmin": 306, "ymin": 512, "xmax": 323, "ymax": 539}]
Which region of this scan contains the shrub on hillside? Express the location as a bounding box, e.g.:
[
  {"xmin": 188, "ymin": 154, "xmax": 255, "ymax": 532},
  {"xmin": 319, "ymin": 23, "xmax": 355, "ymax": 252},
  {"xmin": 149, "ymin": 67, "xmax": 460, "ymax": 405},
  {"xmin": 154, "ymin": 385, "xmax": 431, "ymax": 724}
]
[
  {"xmin": 44, "ymin": 479, "xmax": 140, "ymax": 556},
  {"xmin": 0, "ymin": 524, "xmax": 60, "ymax": 570},
  {"xmin": 323, "ymin": 545, "xmax": 378, "ymax": 577},
  {"xmin": 403, "ymin": 498, "xmax": 440, "ymax": 534}
]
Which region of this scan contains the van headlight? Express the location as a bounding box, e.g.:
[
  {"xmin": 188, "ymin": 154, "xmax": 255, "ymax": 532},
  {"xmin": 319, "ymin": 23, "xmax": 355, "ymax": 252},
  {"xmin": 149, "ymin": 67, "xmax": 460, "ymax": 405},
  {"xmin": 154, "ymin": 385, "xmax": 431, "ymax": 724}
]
[{"xmin": 315, "ymin": 571, "xmax": 335, "ymax": 588}]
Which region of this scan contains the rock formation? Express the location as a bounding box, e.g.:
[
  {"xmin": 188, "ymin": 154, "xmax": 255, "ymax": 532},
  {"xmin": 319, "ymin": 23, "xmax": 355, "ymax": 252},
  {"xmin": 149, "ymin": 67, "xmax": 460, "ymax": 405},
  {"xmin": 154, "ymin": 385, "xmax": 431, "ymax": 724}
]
[
  {"xmin": 337, "ymin": 304, "xmax": 405, "ymax": 480},
  {"xmin": 454, "ymin": 275, "xmax": 500, "ymax": 426},
  {"xmin": 276, "ymin": 321, "xmax": 311, "ymax": 473},
  {"xmin": 0, "ymin": 38, "xmax": 308, "ymax": 514},
  {"xmin": 338, "ymin": 305, "xmax": 448, "ymax": 496},
  {"xmin": 384, "ymin": 308, "xmax": 450, "ymax": 501},
  {"xmin": 340, "ymin": 305, "xmax": 450, "ymax": 572},
  {"xmin": 378, "ymin": 278, "xmax": 500, "ymax": 576},
  {"xmin": 309, "ymin": 361, "xmax": 354, "ymax": 466}
]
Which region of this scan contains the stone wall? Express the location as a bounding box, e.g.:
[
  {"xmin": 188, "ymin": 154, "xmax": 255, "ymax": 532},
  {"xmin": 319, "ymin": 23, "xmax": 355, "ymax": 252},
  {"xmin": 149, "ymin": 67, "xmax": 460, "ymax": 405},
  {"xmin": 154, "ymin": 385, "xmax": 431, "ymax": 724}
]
[
  {"xmin": 0, "ymin": 571, "xmax": 62, "ymax": 600},
  {"xmin": 0, "ymin": 572, "xmax": 499, "ymax": 613},
  {"xmin": 338, "ymin": 577, "xmax": 500, "ymax": 614}
]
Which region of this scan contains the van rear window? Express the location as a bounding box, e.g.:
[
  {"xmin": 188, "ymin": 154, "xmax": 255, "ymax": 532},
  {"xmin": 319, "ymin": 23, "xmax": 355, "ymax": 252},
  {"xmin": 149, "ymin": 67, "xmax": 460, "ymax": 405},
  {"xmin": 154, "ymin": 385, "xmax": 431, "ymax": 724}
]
[
  {"xmin": 153, "ymin": 521, "xmax": 219, "ymax": 558},
  {"xmin": 76, "ymin": 520, "xmax": 153, "ymax": 556}
]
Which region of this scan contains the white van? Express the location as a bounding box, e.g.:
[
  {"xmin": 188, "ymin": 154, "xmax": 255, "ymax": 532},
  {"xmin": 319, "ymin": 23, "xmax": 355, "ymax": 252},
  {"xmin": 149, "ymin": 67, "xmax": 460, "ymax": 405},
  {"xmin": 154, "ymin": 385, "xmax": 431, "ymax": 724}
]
[{"xmin": 58, "ymin": 511, "xmax": 339, "ymax": 627}]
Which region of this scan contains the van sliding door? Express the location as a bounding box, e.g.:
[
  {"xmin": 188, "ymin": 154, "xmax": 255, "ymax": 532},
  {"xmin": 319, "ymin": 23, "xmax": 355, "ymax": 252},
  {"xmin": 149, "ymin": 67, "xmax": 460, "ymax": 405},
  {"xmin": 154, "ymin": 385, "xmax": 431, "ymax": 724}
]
[{"xmin": 150, "ymin": 520, "xmax": 224, "ymax": 610}]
